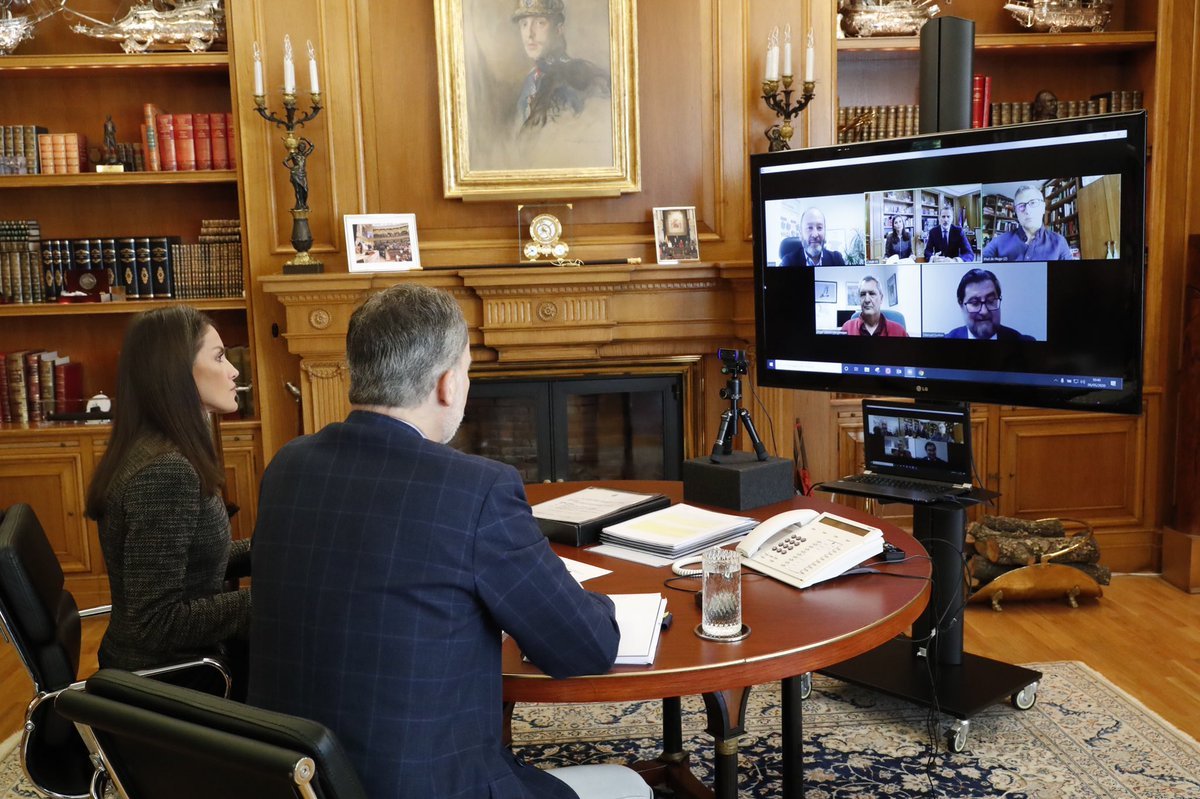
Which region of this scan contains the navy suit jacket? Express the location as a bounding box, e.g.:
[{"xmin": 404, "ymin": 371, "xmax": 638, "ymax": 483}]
[
  {"xmin": 924, "ymin": 224, "xmax": 974, "ymax": 261},
  {"xmin": 946, "ymin": 324, "xmax": 1034, "ymax": 341},
  {"xmin": 248, "ymin": 411, "xmax": 620, "ymax": 799}
]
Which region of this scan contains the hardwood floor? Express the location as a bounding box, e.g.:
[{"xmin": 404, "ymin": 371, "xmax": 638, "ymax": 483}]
[{"xmin": 3, "ymin": 575, "xmax": 1198, "ymax": 744}]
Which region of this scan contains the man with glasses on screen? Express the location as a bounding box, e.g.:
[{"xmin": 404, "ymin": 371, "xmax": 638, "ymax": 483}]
[
  {"xmin": 982, "ymin": 184, "xmax": 1074, "ymax": 262},
  {"xmin": 946, "ymin": 268, "xmax": 1035, "ymax": 341}
]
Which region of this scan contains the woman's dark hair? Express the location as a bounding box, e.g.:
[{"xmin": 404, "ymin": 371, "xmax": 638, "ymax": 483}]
[{"xmin": 86, "ymin": 306, "xmax": 224, "ymax": 519}]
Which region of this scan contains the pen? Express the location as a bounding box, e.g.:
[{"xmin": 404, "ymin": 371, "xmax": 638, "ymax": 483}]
[{"xmin": 660, "ymin": 611, "xmax": 673, "ymax": 630}]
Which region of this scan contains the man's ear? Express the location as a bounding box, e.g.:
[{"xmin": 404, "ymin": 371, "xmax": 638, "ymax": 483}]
[{"xmin": 435, "ymin": 368, "xmax": 455, "ymax": 407}]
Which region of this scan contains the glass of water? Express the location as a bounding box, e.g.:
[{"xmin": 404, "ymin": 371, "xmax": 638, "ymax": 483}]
[{"xmin": 702, "ymin": 547, "xmax": 742, "ymax": 638}]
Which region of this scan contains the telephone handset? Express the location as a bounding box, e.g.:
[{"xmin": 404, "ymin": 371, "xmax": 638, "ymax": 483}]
[
  {"xmin": 670, "ymin": 508, "xmax": 883, "ymax": 590},
  {"xmin": 670, "ymin": 509, "xmax": 819, "ymax": 577}
]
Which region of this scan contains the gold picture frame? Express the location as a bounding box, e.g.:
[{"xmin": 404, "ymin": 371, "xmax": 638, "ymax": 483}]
[{"xmin": 434, "ymin": 0, "xmax": 640, "ymax": 201}]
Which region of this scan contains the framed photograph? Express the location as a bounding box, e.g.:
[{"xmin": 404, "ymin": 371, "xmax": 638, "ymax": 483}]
[
  {"xmin": 886, "ymin": 273, "xmax": 899, "ymax": 306},
  {"xmin": 846, "ymin": 281, "xmax": 860, "ymax": 305},
  {"xmin": 815, "ymin": 280, "xmax": 838, "ymax": 303},
  {"xmin": 653, "ymin": 206, "xmax": 700, "ymax": 264},
  {"xmin": 344, "ymin": 214, "xmax": 422, "ymax": 272},
  {"xmin": 434, "ymin": 0, "xmax": 640, "ymax": 200}
]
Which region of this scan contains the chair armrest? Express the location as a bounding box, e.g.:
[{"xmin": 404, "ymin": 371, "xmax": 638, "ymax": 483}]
[
  {"xmin": 78, "ymin": 604, "xmax": 112, "ymax": 619},
  {"xmin": 134, "ymin": 657, "xmax": 232, "ymax": 699}
]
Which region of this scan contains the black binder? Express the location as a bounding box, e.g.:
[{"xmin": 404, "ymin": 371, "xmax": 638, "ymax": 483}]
[{"xmin": 535, "ymin": 491, "xmax": 671, "ymax": 547}]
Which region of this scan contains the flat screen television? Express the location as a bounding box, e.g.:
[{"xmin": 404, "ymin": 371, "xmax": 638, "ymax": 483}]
[{"xmin": 750, "ymin": 112, "xmax": 1147, "ymax": 414}]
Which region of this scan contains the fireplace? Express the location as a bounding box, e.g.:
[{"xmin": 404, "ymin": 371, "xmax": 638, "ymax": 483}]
[{"xmin": 451, "ymin": 374, "xmax": 684, "ymax": 483}]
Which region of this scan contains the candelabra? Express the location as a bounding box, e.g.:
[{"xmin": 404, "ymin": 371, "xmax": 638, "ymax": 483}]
[
  {"xmin": 254, "ymin": 38, "xmax": 324, "ymax": 274},
  {"xmin": 762, "ymin": 75, "xmax": 816, "ymax": 152}
]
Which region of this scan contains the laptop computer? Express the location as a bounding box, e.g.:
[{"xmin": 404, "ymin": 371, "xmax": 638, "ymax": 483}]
[{"xmin": 818, "ymin": 400, "xmax": 975, "ymax": 504}]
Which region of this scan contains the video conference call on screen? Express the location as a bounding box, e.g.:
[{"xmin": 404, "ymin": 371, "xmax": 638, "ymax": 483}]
[{"xmin": 752, "ymin": 113, "xmax": 1146, "ymax": 413}]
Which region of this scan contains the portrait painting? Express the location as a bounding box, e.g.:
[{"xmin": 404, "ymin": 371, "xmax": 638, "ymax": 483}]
[
  {"xmin": 344, "ymin": 214, "xmax": 422, "ymax": 272},
  {"xmin": 434, "ymin": 0, "xmax": 640, "ymax": 200},
  {"xmin": 653, "ymin": 206, "xmax": 700, "ymax": 264}
]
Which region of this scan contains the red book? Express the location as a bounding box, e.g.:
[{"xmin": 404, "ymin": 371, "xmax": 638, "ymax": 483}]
[
  {"xmin": 193, "ymin": 112, "xmax": 212, "ymax": 170},
  {"xmin": 142, "ymin": 103, "xmax": 161, "ymax": 171},
  {"xmin": 0, "ymin": 353, "xmax": 9, "ymax": 423},
  {"xmin": 156, "ymin": 113, "xmax": 177, "ymax": 172},
  {"xmin": 54, "ymin": 360, "xmax": 84, "ymax": 414},
  {"xmin": 982, "ymin": 76, "xmax": 992, "ymax": 127},
  {"xmin": 210, "ymin": 112, "xmax": 229, "ymax": 170},
  {"xmin": 174, "ymin": 113, "xmax": 195, "ymax": 171},
  {"xmin": 225, "ymin": 112, "xmax": 236, "ymax": 169},
  {"xmin": 971, "ymin": 75, "xmax": 985, "ymax": 128}
]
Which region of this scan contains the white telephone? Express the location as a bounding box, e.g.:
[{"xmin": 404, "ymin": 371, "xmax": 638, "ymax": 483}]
[{"xmin": 671, "ymin": 508, "xmax": 883, "ymax": 590}]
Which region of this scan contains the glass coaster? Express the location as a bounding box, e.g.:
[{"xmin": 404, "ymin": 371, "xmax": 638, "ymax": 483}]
[{"xmin": 694, "ymin": 624, "xmax": 751, "ymax": 642}]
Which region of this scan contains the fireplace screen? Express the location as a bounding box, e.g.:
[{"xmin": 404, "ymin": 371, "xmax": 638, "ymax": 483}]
[{"xmin": 450, "ymin": 375, "xmax": 683, "ymax": 483}]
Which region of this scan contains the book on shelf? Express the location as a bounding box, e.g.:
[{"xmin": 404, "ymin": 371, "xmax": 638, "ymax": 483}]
[
  {"xmin": 531, "ymin": 487, "xmax": 672, "ymax": 547},
  {"xmin": 156, "ymin": 113, "xmax": 177, "ymax": 172},
  {"xmin": 149, "ymin": 236, "xmax": 177, "ymax": 298},
  {"xmin": 5, "ymin": 352, "xmax": 29, "ymax": 423},
  {"xmin": 599, "ymin": 503, "xmax": 757, "ymax": 559},
  {"xmin": 174, "ymin": 113, "xmax": 195, "ymax": 171},
  {"xmin": 117, "ymin": 237, "xmax": 138, "ymax": 298},
  {"xmin": 225, "ymin": 112, "xmax": 236, "ymax": 168},
  {"xmin": 210, "ymin": 112, "xmax": 229, "ymax": 170},
  {"xmin": 0, "ymin": 355, "xmax": 8, "ymax": 423},
  {"xmin": 135, "ymin": 237, "xmax": 154, "ymax": 298},
  {"xmin": 194, "ymin": 113, "xmax": 212, "ymax": 171},
  {"xmin": 982, "ymin": 76, "xmax": 992, "ymax": 127},
  {"xmin": 143, "ymin": 103, "xmax": 161, "ymax": 171},
  {"xmin": 54, "ymin": 358, "xmax": 84, "ymax": 414},
  {"xmin": 610, "ymin": 593, "xmax": 667, "ymax": 665},
  {"xmin": 37, "ymin": 351, "xmax": 57, "ymax": 419},
  {"xmin": 972, "ymin": 75, "xmax": 985, "ymax": 128}
]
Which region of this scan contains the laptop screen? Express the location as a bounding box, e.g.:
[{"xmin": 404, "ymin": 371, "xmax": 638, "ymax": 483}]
[{"xmin": 861, "ymin": 400, "xmax": 973, "ymax": 485}]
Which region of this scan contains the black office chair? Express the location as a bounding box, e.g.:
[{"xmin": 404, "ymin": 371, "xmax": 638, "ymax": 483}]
[
  {"xmin": 0, "ymin": 503, "xmax": 229, "ymax": 799},
  {"xmin": 56, "ymin": 669, "xmax": 368, "ymax": 799}
]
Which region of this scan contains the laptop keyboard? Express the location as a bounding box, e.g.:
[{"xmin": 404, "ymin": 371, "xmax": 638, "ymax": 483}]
[{"xmin": 843, "ymin": 473, "xmax": 968, "ymax": 495}]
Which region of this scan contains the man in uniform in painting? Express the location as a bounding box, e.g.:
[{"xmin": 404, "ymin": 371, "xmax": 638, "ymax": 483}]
[{"xmin": 513, "ymin": 0, "xmax": 611, "ymax": 132}]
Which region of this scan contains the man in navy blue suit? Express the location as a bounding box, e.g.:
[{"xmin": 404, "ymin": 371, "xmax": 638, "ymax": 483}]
[
  {"xmin": 249, "ymin": 285, "xmax": 649, "ymax": 799},
  {"xmin": 924, "ymin": 207, "xmax": 974, "ymax": 262}
]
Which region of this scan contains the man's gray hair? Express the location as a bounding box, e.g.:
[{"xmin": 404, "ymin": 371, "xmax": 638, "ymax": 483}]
[{"xmin": 346, "ymin": 284, "xmax": 469, "ymax": 408}]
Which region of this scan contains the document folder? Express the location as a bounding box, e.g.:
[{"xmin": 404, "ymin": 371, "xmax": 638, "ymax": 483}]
[{"xmin": 532, "ymin": 488, "xmax": 671, "ymax": 547}]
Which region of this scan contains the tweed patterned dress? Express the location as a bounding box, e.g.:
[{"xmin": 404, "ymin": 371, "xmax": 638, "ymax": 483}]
[{"xmin": 96, "ymin": 435, "xmax": 250, "ymax": 671}]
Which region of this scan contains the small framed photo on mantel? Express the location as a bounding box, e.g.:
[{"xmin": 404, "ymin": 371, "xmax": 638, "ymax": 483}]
[
  {"xmin": 653, "ymin": 206, "xmax": 700, "ymax": 264},
  {"xmin": 345, "ymin": 214, "xmax": 422, "ymax": 272}
]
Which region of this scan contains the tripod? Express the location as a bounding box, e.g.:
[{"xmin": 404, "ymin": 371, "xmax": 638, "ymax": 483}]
[{"xmin": 710, "ymin": 371, "xmax": 769, "ymax": 463}]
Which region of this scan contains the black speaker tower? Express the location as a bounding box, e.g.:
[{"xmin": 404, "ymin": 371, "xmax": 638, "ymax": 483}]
[{"xmin": 918, "ymin": 16, "xmax": 975, "ymax": 134}]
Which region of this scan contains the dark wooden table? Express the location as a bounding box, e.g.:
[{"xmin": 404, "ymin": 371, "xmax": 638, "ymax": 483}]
[{"xmin": 503, "ymin": 481, "xmax": 931, "ymax": 799}]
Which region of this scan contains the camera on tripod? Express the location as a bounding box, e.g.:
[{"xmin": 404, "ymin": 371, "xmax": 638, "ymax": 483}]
[
  {"xmin": 717, "ymin": 348, "xmax": 748, "ymax": 376},
  {"xmin": 710, "ymin": 347, "xmax": 767, "ymax": 462}
]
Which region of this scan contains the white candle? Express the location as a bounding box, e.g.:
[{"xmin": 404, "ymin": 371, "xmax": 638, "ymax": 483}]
[
  {"xmin": 767, "ymin": 26, "xmax": 780, "ymax": 81},
  {"xmin": 805, "ymin": 28, "xmax": 815, "ymax": 83},
  {"xmin": 252, "ymin": 41, "xmax": 264, "ymax": 96},
  {"xmin": 283, "ymin": 35, "xmax": 296, "ymax": 94},
  {"xmin": 306, "ymin": 40, "xmax": 319, "ymax": 94},
  {"xmin": 782, "ymin": 24, "xmax": 792, "ymax": 78}
]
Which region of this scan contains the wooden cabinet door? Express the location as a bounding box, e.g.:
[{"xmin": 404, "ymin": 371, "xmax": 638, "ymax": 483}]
[
  {"xmin": 221, "ymin": 427, "xmax": 262, "ymax": 541},
  {"xmin": 0, "ymin": 442, "xmax": 91, "ymax": 575}
]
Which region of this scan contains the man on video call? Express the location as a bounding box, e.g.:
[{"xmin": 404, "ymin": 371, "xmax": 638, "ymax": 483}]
[
  {"xmin": 780, "ymin": 207, "xmax": 846, "ymax": 266},
  {"xmin": 946, "ymin": 268, "xmax": 1035, "ymax": 341},
  {"xmin": 924, "ymin": 207, "xmax": 975, "ymax": 262},
  {"xmin": 982, "ymin": 184, "xmax": 1074, "ymax": 262},
  {"xmin": 922, "ymin": 441, "xmax": 947, "ymax": 464},
  {"xmin": 841, "ymin": 276, "xmax": 908, "ymax": 337},
  {"xmin": 249, "ymin": 285, "xmax": 649, "ymax": 799}
]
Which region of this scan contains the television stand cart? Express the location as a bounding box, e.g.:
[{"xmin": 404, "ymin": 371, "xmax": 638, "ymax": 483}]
[{"xmin": 818, "ymin": 496, "xmax": 1042, "ymax": 752}]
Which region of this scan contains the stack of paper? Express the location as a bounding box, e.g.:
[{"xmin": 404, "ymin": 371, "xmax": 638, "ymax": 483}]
[
  {"xmin": 600, "ymin": 503, "xmax": 757, "ymax": 558},
  {"xmin": 611, "ymin": 593, "xmax": 668, "ymax": 665}
]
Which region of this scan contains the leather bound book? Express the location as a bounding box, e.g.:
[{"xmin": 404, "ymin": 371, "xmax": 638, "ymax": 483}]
[
  {"xmin": 102, "ymin": 237, "xmax": 118, "ymax": 288},
  {"xmin": 51, "ymin": 239, "xmax": 67, "ymax": 295},
  {"xmin": 156, "ymin": 113, "xmax": 176, "ymax": 171},
  {"xmin": 117, "ymin": 237, "xmax": 138, "ymax": 298},
  {"xmin": 38, "ymin": 351, "xmax": 56, "ymax": 418},
  {"xmin": 41, "ymin": 238, "xmax": 57, "ymax": 301},
  {"xmin": 54, "ymin": 359, "xmax": 84, "ymax": 414},
  {"xmin": 193, "ymin": 113, "xmax": 212, "ymax": 170},
  {"xmin": 174, "ymin": 113, "xmax": 195, "ymax": 171},
  {"xmin": 6, "ymin": 352, "xmax": 28, "ymax": 423},
  {"xmin": 23, "ymin": 350, "xmax": 42, "ymax": 422},
  {"xmin": 0, "ymin": 355, "xmax": 9, "ymax": 423},
  {"xmin": 149, "ymin": 236, "xmax": 175, "ymax": 298},
  {"xmin": 70, "ymin": 238, "xmax": 92, "ymax": 273},
  {"xmin": 225, "ymin": 112, "xmax": 236, "ymax": 168},
  {"xmin": 210, "ymin": 112, "xmax": 228, "ymax": 170},
  {"xmin": 135, "ymin": 237, "xmax": 154, "ymax": 298},
  {"xmin": 89, "ymin": 239, "xmax": 104, "ymax": 272},
  {"xmin": 142, "ymin": 103, "xmax": 161, "ymax": 171}
]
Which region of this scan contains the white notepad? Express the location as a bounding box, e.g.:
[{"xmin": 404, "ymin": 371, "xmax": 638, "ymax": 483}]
[{"xmin": 610, "ymin": 593, "xmax": 667, "ymax": 665}]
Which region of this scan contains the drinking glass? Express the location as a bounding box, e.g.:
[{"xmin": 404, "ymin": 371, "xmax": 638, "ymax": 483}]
[{"xmin": 701, "ymin": 547, "xmax": 742, "ymax": 637}]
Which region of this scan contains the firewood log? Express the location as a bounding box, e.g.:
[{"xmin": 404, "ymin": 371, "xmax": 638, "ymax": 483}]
[
  {"xmin": 979, "ymin": 529, "xmax": 1100, "ymax": 565},
  {"xmin": 980, "ymin": 515, "xmax": 1069, "ymax": 537}
]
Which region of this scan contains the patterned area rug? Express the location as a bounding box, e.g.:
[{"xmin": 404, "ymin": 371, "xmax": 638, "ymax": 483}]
[{"xmin": 1, "ymin": 661, "xmax": 1197, "ymax": 798}]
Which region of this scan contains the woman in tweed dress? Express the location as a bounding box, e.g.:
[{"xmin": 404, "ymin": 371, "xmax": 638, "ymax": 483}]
[{"xmin": 86, "ymin": 306, "xmax": 250, "ymax": 692}]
